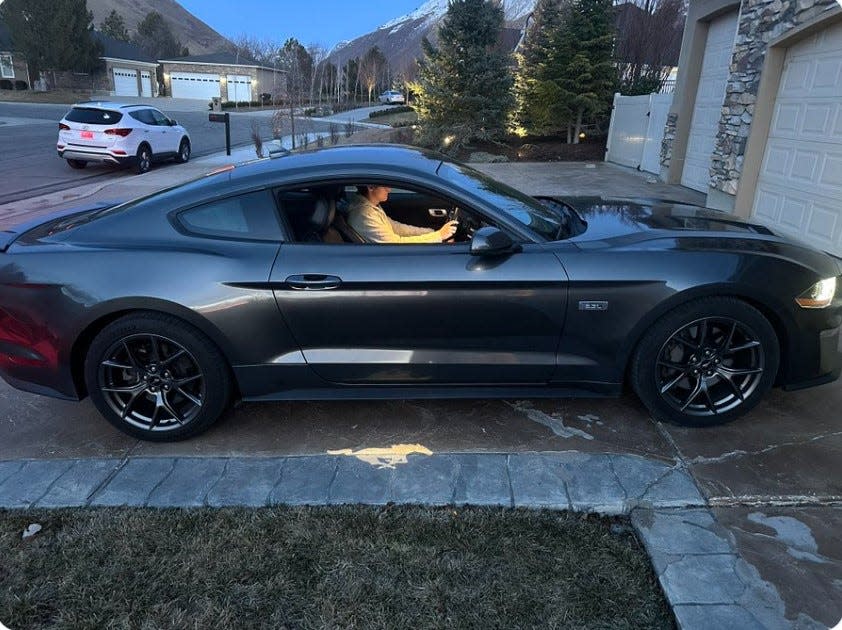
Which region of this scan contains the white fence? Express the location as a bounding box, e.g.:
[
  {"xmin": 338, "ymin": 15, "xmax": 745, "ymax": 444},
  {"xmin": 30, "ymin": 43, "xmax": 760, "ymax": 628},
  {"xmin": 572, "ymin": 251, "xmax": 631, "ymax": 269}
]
[{"xmin": 604, "ymin": 92, "xmax": 673, "ymax": 175}]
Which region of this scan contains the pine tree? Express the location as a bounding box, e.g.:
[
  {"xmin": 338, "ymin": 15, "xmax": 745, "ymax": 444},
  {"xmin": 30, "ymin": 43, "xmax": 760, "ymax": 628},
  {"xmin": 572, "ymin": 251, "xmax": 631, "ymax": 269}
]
[
  {"xmin": 100, "ymin": 9, "xmax": 130, "ymax": 42},
  {"xmin": 513, "ymin": 0, "xmax": 570, "ymax": 136},
  {"xmin": 134, "ymin": 11, "xmax": 184, "ymax": 60},
  {"xmin": 414, "ymin": 0, "xmax": 514, "ymax": 150},
  {"xmin": 0, "ymin": 0, "xmax": 102, "ymax": 79}
]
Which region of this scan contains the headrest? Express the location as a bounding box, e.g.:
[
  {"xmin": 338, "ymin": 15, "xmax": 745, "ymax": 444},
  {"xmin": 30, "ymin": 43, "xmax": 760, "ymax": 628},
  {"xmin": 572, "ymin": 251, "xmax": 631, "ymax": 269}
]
[{"xmin": 310, "ymin": 197, "xmax": 335, "ymax": 233}]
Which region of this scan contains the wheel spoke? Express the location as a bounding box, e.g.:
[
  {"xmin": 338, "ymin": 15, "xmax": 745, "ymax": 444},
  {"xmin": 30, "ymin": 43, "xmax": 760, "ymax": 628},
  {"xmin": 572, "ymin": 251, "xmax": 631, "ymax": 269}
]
[
  {"xmin": 176, "ymin": 386, "xmax": 202, "ymax": 408},
  {"xmin": 149, "ymin": 335, "xmax": 162, "ymax": 362},
  {"xmin": 161, "ymin": 349, "xmax": 187, "ymax": 367},
  {"xmin": 721, "ymin": 321, "xmax": 737, "ymax": 352},
  {"xmin": 724, "ymin": 340, "xmax": 761, "ymax": 355},
  {"xmin": 680, "ymin": 377, "xmax": 703, "ymax": 411},
  {"xmin": 660, "ymin": 373, "xmax": 685, "ymax": 395},
  {"xmin": 102, "ymin": 360, "xmax": 133, "ymax": 370},
  {"xmin": 696, "ymin": 320, "xmax": 708, "ymax": 347},
  {"xmin": 102, "ymin": 383, "xmax": 146, "ymax": 394},
  {"xmin": 657, "ymin": 359, "xmax": 687, "ymax": 371},
  {"xmin": 719, "ymin": 371, "xmax": 745, "ymax": 402},
  {"xmin": 671, "ymin": 334, "xmax": 699, "ymax": 351},
  {"xmin": 175, "ymin": 374, "xmax": 202, "ymax": 387},
  {"xmin": 122, "ymin": 341, "xmax": 143, "ymax": 370},
  {"xmin": 121, "ymin": 387, "xmax": 146, "ymax": 420},
  {"xmin": 718, "ymin": 366, "xmax": 763, "ymax": 377},
  {"xmin": 702, "ymin": 381, "xmax": 718, "ymax": 415},
  {"xmin": 148, "ymin": 401, "xmax": 162, "ymax": 430},
  {"xmin": 160, "ymin": 392, "xmax": 185, "ymax": 426}
]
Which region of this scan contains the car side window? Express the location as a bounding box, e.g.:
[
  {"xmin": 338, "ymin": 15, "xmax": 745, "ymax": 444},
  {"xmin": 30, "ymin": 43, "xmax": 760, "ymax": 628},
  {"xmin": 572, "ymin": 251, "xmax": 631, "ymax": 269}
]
[
  {"xmin": 178, "ymin": 190, "xmax": 285, "ymax": 241},
  {"xmin": 150, "ymin": 109, "xmax": 170, "ymax": 126},
  {"xmin": 129, "ymin": 109, "xmax": 156, "ymax": 126}
]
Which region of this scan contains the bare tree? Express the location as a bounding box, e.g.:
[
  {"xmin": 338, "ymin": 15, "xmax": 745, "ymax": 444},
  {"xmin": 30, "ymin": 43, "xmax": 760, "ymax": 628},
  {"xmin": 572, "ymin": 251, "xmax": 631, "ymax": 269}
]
[
  {"xmin": 614, "ymin": 0, "xmax": 685, "ymax": 94},
  {"xmin": 307, "ymin": 43, "xmax": 328, "ymax": 103},
  {"xmin": 358, "ymin": 46, "xmax": 387, "ymax": 103}
]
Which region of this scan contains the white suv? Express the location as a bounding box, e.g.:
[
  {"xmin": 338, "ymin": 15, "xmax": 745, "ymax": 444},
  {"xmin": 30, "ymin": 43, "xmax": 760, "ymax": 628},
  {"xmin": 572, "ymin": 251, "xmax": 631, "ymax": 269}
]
[{"xmin": 57, "ymin": 102, "xmax": 191, "ymax": 174}]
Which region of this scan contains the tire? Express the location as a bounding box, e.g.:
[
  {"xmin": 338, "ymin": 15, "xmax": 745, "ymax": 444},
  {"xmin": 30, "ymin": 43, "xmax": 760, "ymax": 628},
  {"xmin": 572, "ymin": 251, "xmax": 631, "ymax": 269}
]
[
  {"xmin": 135, "ymin": 144, "xmax": 152, "ymax": 174},
  {"xmin": 67, "ymin": 159, "xmax": 87, "ymax": 169},
  {"xmin": 84, "ymin": 313, "xmax": 233, "ymax": 441},
  {"xmin": 175, "ymin": 138, "xmax": 191, "ymax": 163},
  {"xmin": 630, "ymin": 297, "xmax": 779, "ymax": 427}
]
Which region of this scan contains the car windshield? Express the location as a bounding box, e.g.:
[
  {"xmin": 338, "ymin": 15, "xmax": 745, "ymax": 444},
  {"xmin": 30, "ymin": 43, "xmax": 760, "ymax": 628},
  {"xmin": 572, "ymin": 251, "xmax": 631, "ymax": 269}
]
[
  {"xmin": 437, "ymin": 162, "xmax": 569, "ymax": 240},
  {"xmin": 65, "ymin": 107, "xmax": 124, "ymax": 125}
]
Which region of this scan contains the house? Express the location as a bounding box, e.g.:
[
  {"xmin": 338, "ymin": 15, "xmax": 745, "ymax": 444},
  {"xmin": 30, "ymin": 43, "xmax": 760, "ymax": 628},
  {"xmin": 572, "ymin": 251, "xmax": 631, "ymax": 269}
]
[
  {"xmin": 159, "ymin": 52, "xmax": 287, "ymax": 102},
  {"xmin": 0, "ymin": 21, "xmax": 31, "ymax": 90},
  {"xmin": 92, "ymin": 32, "xmax": 159, "ymax": 98},
  {"xmin": 661, "ymin": 0, "xmax": 842, "ymax": 256}
]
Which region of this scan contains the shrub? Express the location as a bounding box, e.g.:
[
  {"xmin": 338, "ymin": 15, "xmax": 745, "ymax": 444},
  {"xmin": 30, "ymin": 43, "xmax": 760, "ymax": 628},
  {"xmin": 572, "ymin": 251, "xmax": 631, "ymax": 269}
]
[{"xmin": 369, "ymin": 105, "xmax": 414, "ymax": 118}]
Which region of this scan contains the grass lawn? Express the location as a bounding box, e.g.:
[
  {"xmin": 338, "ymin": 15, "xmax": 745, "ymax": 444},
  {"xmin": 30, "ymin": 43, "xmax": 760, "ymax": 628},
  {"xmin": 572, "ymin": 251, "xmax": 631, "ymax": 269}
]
[{"xmin": 0, "ymin": 506, "xmax": 674, "ymax": 629}]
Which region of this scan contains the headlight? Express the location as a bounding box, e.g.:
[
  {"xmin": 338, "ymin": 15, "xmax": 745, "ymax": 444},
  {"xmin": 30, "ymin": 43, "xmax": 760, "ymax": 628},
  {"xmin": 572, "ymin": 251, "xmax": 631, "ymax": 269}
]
[{"xmin": 795, "ymin": 277, "xmax": 837, "ymax": 309}]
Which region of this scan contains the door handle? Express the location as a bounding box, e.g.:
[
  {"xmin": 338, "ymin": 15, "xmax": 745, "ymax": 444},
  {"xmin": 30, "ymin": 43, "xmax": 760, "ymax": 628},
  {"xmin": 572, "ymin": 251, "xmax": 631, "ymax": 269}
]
[
  {"xmin": 285, "ymin": 274, "xmax": 342, "ymax": 290},
  {"xmin": 428, "ymin": 208, "xmax": 448, "ymax": 218}
]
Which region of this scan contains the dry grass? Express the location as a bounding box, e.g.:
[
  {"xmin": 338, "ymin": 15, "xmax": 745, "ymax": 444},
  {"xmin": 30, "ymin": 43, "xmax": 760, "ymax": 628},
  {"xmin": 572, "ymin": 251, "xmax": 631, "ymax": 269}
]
[{"xmin": 0, "ymin": 506, "xmax": 673, "ymax": 629}]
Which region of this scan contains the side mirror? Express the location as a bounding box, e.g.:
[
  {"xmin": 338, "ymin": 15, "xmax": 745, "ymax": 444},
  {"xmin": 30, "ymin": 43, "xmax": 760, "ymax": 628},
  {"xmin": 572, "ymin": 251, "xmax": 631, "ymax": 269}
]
[
  {"xmin": 470, "ymin": 227, "xmax": 522, "ymax": 256},
  {"xmin": 169, "ymin": 119, "xmax": 178, "ymax": 126}
]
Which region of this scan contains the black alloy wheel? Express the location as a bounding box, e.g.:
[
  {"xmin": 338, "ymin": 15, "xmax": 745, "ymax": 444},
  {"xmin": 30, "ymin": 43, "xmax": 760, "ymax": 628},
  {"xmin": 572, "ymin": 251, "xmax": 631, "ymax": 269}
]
[
  {"xmin": 632, "ymin": 297, "xmax": 779, "ymax": 426},
  {"xmin": 136, "ymin": 144, "xmax": 152, "ymax": 174},
  {"xmin": 85, "ymin": 313, "xmax": 232, "ymax": 441}
]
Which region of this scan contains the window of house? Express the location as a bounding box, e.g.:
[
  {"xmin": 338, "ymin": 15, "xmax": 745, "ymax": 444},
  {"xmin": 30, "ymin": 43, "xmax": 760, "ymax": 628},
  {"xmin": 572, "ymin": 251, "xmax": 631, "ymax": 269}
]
[
  {"xmin": 177, "ymin": 190, "xmax": 285, "ymax": 241},
  {"xmin": 0, "ymin": 55, "xmax": 13, "ymax": 79}
]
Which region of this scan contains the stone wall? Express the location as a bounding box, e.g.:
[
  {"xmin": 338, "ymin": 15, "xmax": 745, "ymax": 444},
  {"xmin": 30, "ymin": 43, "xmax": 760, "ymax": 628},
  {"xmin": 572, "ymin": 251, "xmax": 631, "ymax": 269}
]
[
  {"xmin": 708, "ymin": 0, "xmax": 838, "ymax": 195},
  {"xmin": 661, "ymin": 113, "xmax": 679, "ymax": 168}
]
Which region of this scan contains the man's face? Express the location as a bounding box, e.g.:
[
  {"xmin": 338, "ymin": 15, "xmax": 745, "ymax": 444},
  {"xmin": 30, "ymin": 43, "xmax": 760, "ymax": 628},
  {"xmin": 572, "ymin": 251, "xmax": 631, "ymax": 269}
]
[{"xmin": 370, "ymin": 185, "xmax": 391, "ymax": 203}]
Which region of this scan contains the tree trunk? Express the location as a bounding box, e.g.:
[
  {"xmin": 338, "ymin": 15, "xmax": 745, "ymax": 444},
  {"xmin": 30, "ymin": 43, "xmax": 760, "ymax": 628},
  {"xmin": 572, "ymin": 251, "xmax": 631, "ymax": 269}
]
[
  {"xmin": 573, "ymin": 110, "xmax": 583, "ymax": 145},
  {"xmin": 566, "ymin": 123, "xmax": 572, "ymax": 145}
]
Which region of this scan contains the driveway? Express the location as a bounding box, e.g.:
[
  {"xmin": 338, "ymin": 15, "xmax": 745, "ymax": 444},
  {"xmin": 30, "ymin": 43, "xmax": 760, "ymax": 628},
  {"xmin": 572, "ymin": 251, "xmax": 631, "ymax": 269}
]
[{"xmin": 0, "ymin": 144, "xmax": 838, "ymax": 628}]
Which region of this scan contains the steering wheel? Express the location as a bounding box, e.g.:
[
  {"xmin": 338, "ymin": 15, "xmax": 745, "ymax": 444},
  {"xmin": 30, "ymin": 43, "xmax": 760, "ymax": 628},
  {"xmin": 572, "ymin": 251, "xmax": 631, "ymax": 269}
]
[{"xmin": 449, "ymin": 207, "xmax": 471, "ymax": 241}]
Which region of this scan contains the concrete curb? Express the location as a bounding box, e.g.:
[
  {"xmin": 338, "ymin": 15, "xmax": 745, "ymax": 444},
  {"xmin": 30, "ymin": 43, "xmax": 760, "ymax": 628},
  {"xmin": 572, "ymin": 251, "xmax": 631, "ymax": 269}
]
[{"xmin": 0, "ymin": 450, "xmax": 799, "ymax": 628}]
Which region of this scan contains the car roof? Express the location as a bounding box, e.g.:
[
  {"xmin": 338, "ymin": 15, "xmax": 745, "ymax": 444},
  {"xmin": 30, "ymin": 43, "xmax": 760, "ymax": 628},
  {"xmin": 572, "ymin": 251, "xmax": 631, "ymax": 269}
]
[
  {"xmin": 228, "ymin": 144, "xmax": 447, "ymax": 184},
  {"xmin": 71, "ymin": 101, "xmax": 152, "ymax": 111}
]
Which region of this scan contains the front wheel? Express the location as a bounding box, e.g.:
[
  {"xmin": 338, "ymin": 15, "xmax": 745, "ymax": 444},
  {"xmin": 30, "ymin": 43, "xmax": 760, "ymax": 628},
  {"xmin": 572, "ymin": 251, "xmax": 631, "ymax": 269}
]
[
  {"xmin": 84, "ymin": 313, "xmax": 233, "ymax": 441},
  {"xmin": 175, "ymin": 138, "xmax": 191, "ymax": 163},
  {"xmin": 631, "ymin": 297, "xmax": 779, "ymax": 427}
]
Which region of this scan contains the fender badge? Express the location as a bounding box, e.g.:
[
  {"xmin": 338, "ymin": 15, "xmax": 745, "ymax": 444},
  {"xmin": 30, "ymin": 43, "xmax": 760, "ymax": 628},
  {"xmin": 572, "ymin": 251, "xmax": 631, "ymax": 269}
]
[{"xmin": 579, "ymin": 301, "xmax": 608, "ymax": 312}]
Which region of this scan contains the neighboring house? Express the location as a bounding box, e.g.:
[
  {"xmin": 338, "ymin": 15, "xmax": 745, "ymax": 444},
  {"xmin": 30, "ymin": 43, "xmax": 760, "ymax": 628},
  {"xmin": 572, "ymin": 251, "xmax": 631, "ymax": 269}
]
[
  {"xmin": 159, "ymin": 53, "xmax": 287, "ymax": 102},
  {"xmin": 92, "ymin": 32, "xmax": 159, "ymax": 98},
  {"xmin": 0, "ymin": 21, "xmax": 31, "ymax": 90},
  {"xmin": 661, "ymin": 0, "xmax": 842, "ymax": 256}
]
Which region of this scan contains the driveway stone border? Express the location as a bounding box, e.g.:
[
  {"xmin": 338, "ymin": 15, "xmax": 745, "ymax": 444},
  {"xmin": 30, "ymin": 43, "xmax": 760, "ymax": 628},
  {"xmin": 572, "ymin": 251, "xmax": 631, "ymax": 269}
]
[{"xmin": 0, "ymin": 451, "xmax": 796, "ymax": 628}]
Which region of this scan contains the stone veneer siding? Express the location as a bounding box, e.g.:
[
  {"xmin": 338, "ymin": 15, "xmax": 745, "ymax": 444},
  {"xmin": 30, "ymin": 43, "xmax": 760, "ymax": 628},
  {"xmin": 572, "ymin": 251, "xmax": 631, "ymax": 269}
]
[
  {"xmin": 661, "ymin": 113, "xmax": 679, "ymax": 168},
  {"xmin": 709, "ymin": 0, "xmax": 838, "ymax": 195}
]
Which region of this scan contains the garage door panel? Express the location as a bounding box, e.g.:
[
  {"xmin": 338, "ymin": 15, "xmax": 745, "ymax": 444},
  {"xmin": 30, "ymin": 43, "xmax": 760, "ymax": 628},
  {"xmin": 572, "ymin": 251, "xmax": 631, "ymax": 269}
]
[
  {"xmin": 114, "ymin": 68, "xmax": 138, "ymax": 97},
  {"xmin": 753, "ymin": 26, "xmax": 842, "ymax": 257},
  {"xmin": 171, "ymin": 72, "xmax": 220, "ymax": 100},
  {"xmin": 681, "ymin": 10, "xmax": 739, "ymax": 192}
]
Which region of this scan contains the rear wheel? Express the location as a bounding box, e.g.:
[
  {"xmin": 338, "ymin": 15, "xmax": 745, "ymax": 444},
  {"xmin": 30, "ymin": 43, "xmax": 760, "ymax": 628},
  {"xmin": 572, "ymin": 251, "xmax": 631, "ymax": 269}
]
[
  {"xmin": 175, "ymin": 138, "xmax": 191, "ymax": 163},
  {"xmin": 67, "ymin": 159, "xmax": 87, "ymax": 169},
  {"xmin": 85, "ymin": 313, "xmax": 233, "ymax": 441},
  {"xmin": 135, "ymin": 144, "xmax": 152, "ymax": 174},
  {"xmin": 631, "ymin": 297, "xmax": 779, "ymax": 427}
]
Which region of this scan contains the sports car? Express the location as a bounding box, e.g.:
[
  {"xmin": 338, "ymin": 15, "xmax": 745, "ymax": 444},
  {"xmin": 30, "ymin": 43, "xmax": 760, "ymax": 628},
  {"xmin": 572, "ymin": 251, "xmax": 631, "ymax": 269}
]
[{"xmin": 0, "ymin": 145, "xmax": 840, "ymax": 441}]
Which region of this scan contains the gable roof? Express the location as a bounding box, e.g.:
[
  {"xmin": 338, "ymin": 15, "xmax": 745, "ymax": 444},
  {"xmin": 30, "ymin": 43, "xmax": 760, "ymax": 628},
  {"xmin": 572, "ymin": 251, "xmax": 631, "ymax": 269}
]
[
  {"xmin": 92, "ymin": 31, "xmax": 156, "ymax": 64},
  {"xmin": 158, "ymin": 51, "xmax": 261, "ymax": 66}
]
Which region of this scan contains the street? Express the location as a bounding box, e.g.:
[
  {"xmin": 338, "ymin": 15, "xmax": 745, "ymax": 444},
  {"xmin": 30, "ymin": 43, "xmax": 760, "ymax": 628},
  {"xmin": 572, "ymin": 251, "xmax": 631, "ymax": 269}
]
[{"xmin": 0, "ymin": 101, "xmax": 384, "ymax": 205}]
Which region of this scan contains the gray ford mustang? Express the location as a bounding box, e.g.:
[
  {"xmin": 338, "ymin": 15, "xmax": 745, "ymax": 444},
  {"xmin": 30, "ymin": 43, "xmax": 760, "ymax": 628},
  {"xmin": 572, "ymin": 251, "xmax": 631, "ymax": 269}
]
[{"xmin": 1, "ymin": 145, "xmax": 840, "ymax": 441}]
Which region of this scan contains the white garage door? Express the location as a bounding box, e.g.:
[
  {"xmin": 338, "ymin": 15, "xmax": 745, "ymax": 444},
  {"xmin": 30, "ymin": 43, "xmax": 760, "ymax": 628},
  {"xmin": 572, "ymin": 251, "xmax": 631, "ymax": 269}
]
[
  {"xmin": 227, "ymin": 74, "xmax": 252, "ymax": 102},
  {"xmin": 141, "ymin": 71, "xmax": 153, "ymax": 97},
  {"xmin": 681, "ymin": 11, "xmax": 739, "ymax": 192},
  {"xmin": 752, "ymin": 21, "xmax": 842, "ymax": 256},
  {"xmin": 113, "ymin": 68, "xmax": 138, "ymax": 97},
  {"xmin": 170, "ymin": 72, "xmax": 221, "ymax": 100}
]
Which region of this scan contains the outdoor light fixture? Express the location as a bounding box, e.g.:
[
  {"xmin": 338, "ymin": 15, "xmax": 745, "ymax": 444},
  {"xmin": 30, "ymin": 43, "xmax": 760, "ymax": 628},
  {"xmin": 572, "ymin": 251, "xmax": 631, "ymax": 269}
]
[
  {"xmin": 579, "ymin": 132, "xmax": 586, "ymax": 140},
  {"xmin": 796, "ymin": 277, "xmax": 837, "ymax": 308},
  {"xmin": 443, "ymin": 135, "xmax": 455, "ymax": 147}
]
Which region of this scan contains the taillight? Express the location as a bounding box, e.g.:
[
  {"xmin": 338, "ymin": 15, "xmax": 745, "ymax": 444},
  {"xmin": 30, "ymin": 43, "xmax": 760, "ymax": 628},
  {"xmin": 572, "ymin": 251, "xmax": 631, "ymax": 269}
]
[
  {"xmin": 105, "ymin": 128, "xmax": 132, "ymax": 137},
  {"xmin": 59, "ymin": 123, "xmax": 70, "ymax": 131}
]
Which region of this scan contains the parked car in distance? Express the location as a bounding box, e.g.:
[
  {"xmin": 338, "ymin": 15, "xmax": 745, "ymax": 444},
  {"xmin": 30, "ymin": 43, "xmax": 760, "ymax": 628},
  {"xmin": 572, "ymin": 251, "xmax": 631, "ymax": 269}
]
[
  {"xmin": 57, "ymin": 102, "xmax": 192, "ymax": 174},
  {"xmin": 0, "ymin": 145, "xmax": 840, "ymax": 441},
  {"xmin": 378, "ymin": 90, "xmax": 406, "ymax": 104}
]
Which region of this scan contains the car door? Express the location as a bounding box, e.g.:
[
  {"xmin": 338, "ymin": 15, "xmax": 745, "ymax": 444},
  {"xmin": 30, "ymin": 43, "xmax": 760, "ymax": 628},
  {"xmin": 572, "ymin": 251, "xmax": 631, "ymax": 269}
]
[
  {"xmin": 270, "ymin": 223, "xmax": 568, "ymax": 386},
  {"xmin": 131, "ymin": 108, "xmax": 164, "ymax": 152},
  {"xmin": 149, "ymin": 108, "xmax": 178, "ymax": 154}
]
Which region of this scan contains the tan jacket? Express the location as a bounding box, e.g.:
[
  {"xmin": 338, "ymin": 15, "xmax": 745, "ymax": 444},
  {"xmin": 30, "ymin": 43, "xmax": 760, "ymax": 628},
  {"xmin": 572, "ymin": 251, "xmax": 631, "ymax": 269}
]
[{"xmin": 347, "ymin": 194, "xmax": 441, "ymax": 244}]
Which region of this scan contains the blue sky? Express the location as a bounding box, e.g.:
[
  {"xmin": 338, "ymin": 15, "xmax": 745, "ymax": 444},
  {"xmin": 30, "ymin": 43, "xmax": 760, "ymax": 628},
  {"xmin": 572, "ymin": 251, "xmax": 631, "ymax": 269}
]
[{"xmin": 177, "ymin": 0, "xmax": 425, "ymax": 50}]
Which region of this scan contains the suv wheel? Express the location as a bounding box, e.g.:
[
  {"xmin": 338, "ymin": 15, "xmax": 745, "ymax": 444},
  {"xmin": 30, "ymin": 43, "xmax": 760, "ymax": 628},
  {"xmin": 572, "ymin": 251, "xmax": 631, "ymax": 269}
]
[
  {"xmin": 175, "ymin": 138, "xmax": 191, "ymax": 163},
  {"xmin": 136, "ymin": 144, "xmax": 152, "ymax": 174}
]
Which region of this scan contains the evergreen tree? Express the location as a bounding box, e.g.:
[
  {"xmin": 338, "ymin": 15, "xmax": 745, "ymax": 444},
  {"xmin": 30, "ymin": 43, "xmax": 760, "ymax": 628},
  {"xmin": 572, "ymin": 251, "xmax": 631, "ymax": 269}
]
[
  {"xmin": 0, "ymin": 0, "xmax": 102, "ymax": 79},
  {"xmin": 134, "ymin": 11, "xmax": 184, "ymax": 60},
  {"xmin": 414, "ymin": 0, "xmax": 514, "ymax": 149},
  {"xmin": 100, "ymin": 9, "xmax": 130, "ymax": 42},
  {"xmin": 513, "ymin": 0, "xmax": 570, "ymax": 136}
]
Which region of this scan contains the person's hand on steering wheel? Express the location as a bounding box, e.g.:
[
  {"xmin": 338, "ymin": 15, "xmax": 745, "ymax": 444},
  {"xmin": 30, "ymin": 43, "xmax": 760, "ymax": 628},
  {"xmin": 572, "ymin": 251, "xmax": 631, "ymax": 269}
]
[{"xmin": 438, "ymin": 220, "xmax": 458, "ymax": 241}]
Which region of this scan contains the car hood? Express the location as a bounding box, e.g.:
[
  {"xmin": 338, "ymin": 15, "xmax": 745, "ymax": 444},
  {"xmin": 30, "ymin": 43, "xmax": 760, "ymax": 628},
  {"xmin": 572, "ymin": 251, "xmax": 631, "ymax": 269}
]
[{"xmin": 557, "ymin": 197, "xmax": 772, "ymax": 241}]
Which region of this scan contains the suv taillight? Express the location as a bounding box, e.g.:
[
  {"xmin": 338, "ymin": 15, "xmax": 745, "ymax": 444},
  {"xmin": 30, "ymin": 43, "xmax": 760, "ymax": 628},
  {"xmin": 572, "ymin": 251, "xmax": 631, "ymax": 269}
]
[
  {"xmin": 59, "ymin": 123, "xmax": 70, "ymax": 131},
  {"xmin": 104, "ymin": 128, "xmax": 132, "ymax": 137}
]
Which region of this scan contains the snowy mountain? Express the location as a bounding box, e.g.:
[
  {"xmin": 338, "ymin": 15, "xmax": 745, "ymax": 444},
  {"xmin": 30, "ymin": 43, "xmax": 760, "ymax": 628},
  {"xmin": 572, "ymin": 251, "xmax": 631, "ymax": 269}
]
[{"xmin": 328, "ymin": 0, "xmax": 537, "ymax": 76}]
